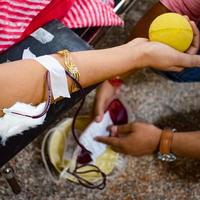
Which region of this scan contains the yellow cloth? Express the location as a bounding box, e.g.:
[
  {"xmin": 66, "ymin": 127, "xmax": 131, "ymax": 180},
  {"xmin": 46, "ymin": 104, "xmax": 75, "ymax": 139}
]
[{"xmin": 48, "ymin": 116, "xmax": 118, "ymax": 183}]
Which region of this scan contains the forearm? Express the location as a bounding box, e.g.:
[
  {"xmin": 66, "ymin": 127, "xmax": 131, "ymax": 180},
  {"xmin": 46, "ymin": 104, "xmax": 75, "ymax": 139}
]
[
  {"xmin": 0, "ymin": 44, "xmax": 144, "ymax": 115},
  {"xmin": 172, "ymin": 131, "xmax": 200, "ymax": 159},
  {"xmin": 58, "ymin": 44, "xmax": 144, "ymax": 87}
]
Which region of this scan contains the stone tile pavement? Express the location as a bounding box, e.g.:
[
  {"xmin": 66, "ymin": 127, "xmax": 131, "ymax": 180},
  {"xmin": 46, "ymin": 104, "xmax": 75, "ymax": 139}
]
[{"xmin": 1, "ymin": 0, "xmax": 200, "ymax": 199}]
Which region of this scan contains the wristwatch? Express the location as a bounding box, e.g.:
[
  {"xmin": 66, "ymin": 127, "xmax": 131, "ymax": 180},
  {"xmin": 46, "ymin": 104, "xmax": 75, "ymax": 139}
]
[{"xmin": 157, "ymin": 129, "xmax": 176, "ymax": 162}]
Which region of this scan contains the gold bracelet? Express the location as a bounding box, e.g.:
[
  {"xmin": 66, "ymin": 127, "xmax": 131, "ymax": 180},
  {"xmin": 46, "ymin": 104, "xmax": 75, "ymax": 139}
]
[{"xmin": 57, "ymin": 49, "xmax": 80, "ymax": 92}]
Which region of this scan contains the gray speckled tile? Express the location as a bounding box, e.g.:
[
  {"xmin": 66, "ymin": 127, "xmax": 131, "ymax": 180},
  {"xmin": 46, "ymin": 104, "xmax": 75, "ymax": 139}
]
[{"xmin": 1, "ymin": 0, "xmax": 200, "ymax": 199}]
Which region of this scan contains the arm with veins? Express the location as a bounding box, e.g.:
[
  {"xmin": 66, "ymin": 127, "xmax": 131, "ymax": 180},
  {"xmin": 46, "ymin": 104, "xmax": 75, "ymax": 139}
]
[
  {"xmin": 0, "ymin": 44, "xmax": 142, "ymax": 117},
  {"xmin": 1, "ymin": 40, "xmax": 200, "ymax": 117}
]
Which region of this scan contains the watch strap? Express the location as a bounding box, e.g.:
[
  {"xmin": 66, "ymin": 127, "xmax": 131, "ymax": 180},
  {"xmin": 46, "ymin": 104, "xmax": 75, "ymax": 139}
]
[
  {"xmin": 159, "ymin": 129, "xmax": 174, "ymax": 154},
  {"xmin": 157, "ymin": 129, "xmax": 176, "ymax": 162}
]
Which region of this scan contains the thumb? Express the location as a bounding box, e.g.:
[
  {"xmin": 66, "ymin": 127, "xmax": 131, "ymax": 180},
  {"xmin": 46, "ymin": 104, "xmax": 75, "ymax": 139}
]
[
  {"xmin": 93, "ymin": 95, "xmax": 106, "ymax": 122},
  {"xmin": 110, "ymin": 123, "xmax": 132, "ymax": 136}
]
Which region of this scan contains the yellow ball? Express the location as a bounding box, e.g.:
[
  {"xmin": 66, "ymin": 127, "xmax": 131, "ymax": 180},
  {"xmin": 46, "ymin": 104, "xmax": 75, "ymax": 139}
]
[{"xmin": 149, "ymin": 13, "xmax": 193, "ymax": 52}]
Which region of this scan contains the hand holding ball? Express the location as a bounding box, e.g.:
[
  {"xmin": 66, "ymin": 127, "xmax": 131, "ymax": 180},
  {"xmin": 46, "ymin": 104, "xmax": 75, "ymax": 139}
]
[{"xmin": 149, "ymin": 13, "xmax": 193, "ymax": 52}]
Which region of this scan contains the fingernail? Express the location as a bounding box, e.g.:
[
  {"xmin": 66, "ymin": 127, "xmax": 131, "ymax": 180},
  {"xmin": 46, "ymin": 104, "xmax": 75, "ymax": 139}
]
[
  {"xmin": 95, "ymin": 116, "xmax": 101, "ymax": 122},
  {"xmin": 111, "ymin": 126, "xmax": 117, "ymax": 133}
]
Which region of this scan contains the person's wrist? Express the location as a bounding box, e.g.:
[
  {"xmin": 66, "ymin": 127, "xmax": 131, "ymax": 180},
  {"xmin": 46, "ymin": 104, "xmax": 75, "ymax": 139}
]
[
  {"xmin": 106, "ymin": 80, "xmax": 120, "ymax": 96},
  {"xmin": 171, "ymin": 132, "xmax": 180, "ymax": 156},
  {"xmin": 153, "ymin": 128, "xmax": 162, "ymax": 152},
  {"xmin": 139, "ymin": 43, "xmax": 155, "ymax": 68},
  {"xmin": 124, "ymin": 42, "xmax": 148, "ymax": 70}
]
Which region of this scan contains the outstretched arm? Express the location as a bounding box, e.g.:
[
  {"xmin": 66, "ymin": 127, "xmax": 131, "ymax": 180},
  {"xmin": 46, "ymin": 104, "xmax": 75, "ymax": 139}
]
[
  {"xmin": 1, "ymin": 39, "xmax": 200, "ymax": 116},
  {"xmin": 0, "ymin": 43, "xmax": 143, "ymax": 116}
]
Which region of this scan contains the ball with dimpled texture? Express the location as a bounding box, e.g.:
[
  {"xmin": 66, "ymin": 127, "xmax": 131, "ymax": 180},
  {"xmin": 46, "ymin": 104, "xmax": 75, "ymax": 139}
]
[{"xmin": 149, "ymin": 13, "xmax": 193, "ymax": 52}]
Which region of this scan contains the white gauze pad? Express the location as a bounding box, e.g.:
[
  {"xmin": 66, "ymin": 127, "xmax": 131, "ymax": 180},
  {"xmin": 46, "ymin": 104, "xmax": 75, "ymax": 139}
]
[
  {"xmin": 76, "ymin": 111, "xmax": 113, "ymax": 162},
  {"xmin": 0, "ymin": 102, "xmax": 46, "ymax": 145},
  {"xmin": 35, "ymin": 55, "xmax": 70, "ymax": 99}
]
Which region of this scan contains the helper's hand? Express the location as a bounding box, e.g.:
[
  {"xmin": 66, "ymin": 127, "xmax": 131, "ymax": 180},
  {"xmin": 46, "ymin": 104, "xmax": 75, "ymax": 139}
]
[
  {"xmin": 93, "ymin": 80, "xmax": 118, "ymax": 122},
  {"xmin": 95, "ymin": 122, "xmax": 162, "ymax": 156},
  {"xmin": 185, "ymin": 17, "xmax": 200, "ymax": 55}
]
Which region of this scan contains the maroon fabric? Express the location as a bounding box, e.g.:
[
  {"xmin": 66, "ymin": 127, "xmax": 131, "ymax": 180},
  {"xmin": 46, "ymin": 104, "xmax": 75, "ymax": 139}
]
[{"xmin": 107, "ymin": 99, "xmax": 128, "ymax": 125}]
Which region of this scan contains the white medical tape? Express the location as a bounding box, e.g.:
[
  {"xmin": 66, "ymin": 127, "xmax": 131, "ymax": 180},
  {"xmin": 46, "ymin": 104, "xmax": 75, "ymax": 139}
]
[{"xmin": 35, "ymin": 55, "xmax": 70, "ymax": 99}]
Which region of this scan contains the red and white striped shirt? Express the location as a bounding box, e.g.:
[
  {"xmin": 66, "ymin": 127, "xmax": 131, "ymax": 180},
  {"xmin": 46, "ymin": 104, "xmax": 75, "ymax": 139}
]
[
  {"xmin": 0, "ymin": 0, "xmax": 123, "ymax": 53},
  {"xmin": 62, "ymin": 0, "xmax": 123, "ymax": 28},
  {"xmin": 160, "ymin": 0, "xmax": 200, "ymax": 22}
]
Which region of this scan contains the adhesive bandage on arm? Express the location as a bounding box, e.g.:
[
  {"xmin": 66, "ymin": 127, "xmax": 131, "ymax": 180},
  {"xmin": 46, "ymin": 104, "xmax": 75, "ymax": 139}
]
[{"xmin": 34, "ymin": 55, "xmax": 70, "ymax": 100}]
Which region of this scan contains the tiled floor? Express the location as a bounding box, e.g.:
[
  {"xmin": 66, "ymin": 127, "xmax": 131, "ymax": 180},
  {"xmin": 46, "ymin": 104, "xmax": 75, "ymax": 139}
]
[{"xmin": 1, "ymin": 0, "xmax": 200, "ymax": 199}]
